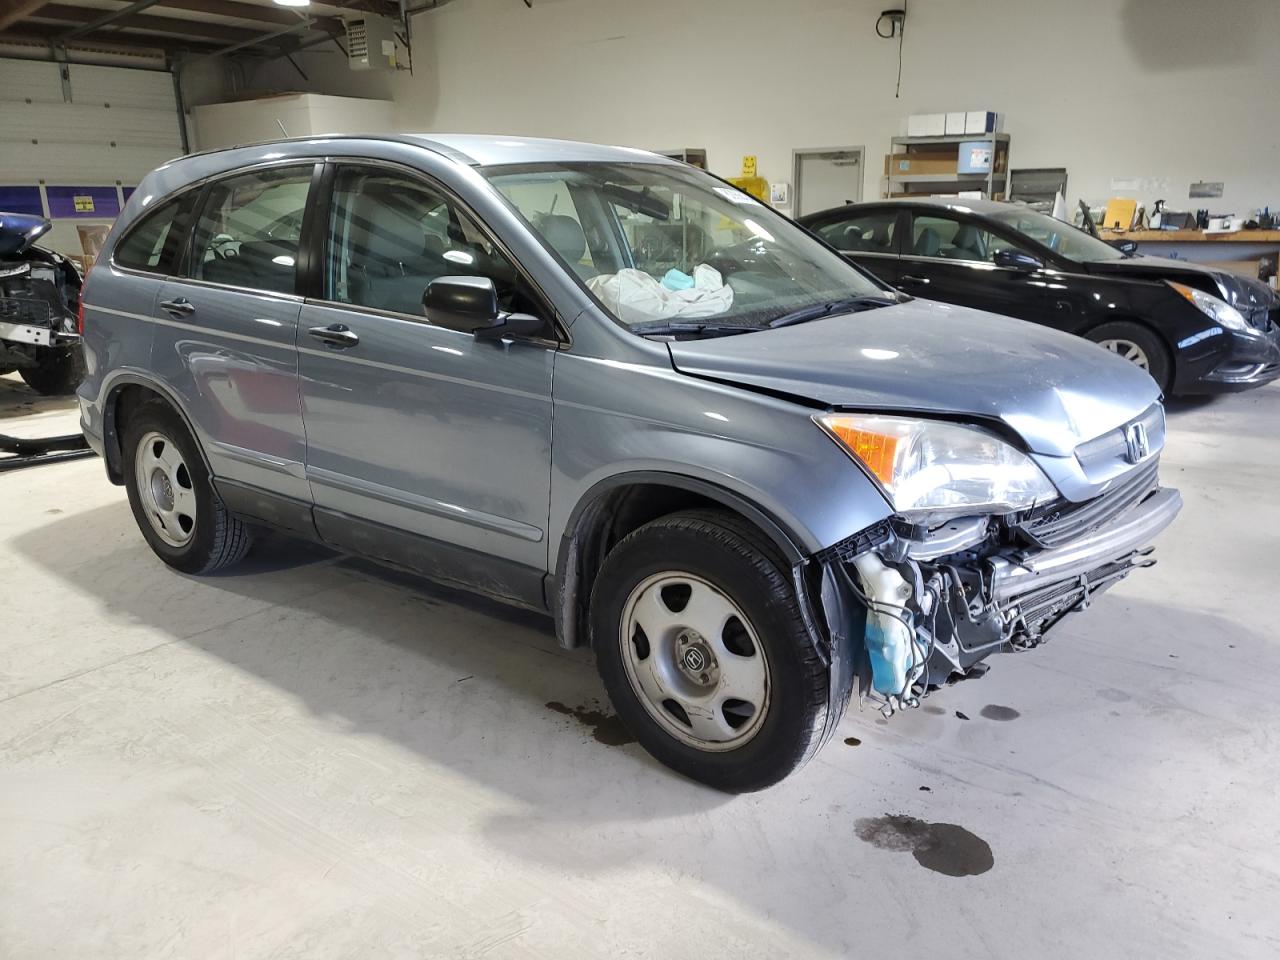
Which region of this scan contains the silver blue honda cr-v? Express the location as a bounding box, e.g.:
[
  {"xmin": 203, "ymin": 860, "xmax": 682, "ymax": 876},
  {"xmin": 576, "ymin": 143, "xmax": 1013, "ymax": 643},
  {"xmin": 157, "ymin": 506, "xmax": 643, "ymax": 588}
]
[{"xmin": 77, "ymin": 135, "xmax": 1181, "ymax": 790}]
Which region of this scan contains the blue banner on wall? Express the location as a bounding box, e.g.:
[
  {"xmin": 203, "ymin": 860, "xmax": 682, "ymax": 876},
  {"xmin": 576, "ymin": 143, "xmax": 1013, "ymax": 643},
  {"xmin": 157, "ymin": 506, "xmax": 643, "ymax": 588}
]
[
  {"xmin": 0, "ymin": 186, "xmax": 45, "ymax": 217},
  {"xmin": 45, "ymin": 185, "xmax": 122, "ymax": 219}
]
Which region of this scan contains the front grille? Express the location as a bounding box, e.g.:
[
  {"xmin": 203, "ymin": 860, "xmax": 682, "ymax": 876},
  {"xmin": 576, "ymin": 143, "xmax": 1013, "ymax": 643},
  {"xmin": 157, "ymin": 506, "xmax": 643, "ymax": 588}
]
[
  {"xmin": 1017, "ymin": 458, "xmax": 1159, "ymax": 549},
  {"xmin": 1073, "ymin": 402, "xmax": 1165, "ymax": 481},
  {"xmin": 0, "ymin": 296, "xmax": 52, "ymax": 326}
]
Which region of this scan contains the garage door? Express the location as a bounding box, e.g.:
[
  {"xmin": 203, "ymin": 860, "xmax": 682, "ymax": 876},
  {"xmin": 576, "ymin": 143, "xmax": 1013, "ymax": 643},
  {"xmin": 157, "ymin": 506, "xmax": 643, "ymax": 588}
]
[{"xmin": 0, "ymin": 57, "xmax": 183, "ymax": 255}]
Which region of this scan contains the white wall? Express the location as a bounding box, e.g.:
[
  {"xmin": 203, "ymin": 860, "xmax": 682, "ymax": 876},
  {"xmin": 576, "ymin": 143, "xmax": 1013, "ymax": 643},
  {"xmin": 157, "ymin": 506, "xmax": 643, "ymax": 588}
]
[
  {"xmin": 387, "ymin": 0, "xmax": 1280, "ymax": 215},
  {"xmin": 191, "ymin": 94, "xmax": 395, "ymax": 152}
]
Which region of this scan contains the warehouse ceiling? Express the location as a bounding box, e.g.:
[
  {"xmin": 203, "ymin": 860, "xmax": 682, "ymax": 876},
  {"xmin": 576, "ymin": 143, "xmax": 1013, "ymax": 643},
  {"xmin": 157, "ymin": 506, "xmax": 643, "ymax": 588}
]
[{"xmin": 0, "ymin": 0, "xmax": 406, "ymax": 59}]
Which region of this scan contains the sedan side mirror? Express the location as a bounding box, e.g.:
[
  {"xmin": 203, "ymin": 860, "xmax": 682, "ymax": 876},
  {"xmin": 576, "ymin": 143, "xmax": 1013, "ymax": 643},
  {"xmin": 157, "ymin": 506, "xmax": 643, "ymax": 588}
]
[
  {"xmin": 992, "ymin": 248, "xmax": 1043, "ymax": 271},
  {"xmin": 423, "ymin": 275, "xmax": 544, "ymax": 340},
  {"xmin": 1108, "ymin": 239, "xmax": 1139, "ymax": 255}
]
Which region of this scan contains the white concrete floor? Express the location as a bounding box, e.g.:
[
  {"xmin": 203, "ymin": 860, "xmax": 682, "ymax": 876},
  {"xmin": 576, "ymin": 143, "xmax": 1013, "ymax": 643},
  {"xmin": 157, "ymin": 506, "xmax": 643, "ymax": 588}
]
[{"xmin": 2, "ymin": 372, "xmax": 1279, "ymax": 959}]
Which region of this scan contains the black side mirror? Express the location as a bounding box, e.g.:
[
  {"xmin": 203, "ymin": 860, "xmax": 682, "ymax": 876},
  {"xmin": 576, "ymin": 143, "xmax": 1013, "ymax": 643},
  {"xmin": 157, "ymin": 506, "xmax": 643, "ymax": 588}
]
[
  {"xmin": 992, "ymin": 248, "xmax": 1043, "ymax": 271},
  {"xmin": 1108, "ymin": 239, "xmax": 1139, "ymax": 255},
  {"xmin": 422, "ymin": 275, "xmax": 544, "ymax": 340}
]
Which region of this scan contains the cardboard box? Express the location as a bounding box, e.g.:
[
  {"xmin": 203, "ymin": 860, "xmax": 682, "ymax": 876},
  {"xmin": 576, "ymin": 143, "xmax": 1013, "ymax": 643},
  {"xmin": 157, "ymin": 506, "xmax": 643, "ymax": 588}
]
[
  {"xmin": 906, "ymin": 113, "xmax": 946, "ymax": 137},
  {"xmin": 958, "ymin": 140, "xmax": 1000, "ymax": 174},
  {"xmin": 964, "ymin": 110, "xmax": 996, "ymax": 134},
  {"xmin": 884, "ymin": 152, "xmax": 958, "ymax": 176},
  {"xmin": 945, "ymin": 112, "xmax": 967, "ymax": 135}
]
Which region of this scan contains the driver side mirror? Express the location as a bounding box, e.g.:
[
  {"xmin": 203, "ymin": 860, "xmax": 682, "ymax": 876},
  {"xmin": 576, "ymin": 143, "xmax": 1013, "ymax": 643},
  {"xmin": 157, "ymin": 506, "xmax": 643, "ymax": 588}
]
[
  {"xmin": 1108, "ymin": 239, "xmax": 1139, "ymax": 255},
  {"xmin": 992, "ymin": 248, "xmax": 1043, "ymax": 272},
  {"xmin": 422, "ymin": 276, "xmax": 544, "ymax": 340}
]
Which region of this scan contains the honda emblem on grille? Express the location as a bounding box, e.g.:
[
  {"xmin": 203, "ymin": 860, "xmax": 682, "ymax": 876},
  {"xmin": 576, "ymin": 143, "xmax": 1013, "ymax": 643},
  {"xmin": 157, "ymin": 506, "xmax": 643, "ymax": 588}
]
[{"xmin": 1124, "ymin": 421, "xmax": 1150, "ymax": 463}]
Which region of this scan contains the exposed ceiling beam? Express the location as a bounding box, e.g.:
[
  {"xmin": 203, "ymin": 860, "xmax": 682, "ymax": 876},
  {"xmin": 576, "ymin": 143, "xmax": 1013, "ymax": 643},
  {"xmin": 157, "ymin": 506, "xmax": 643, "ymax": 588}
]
[
  {"xmin": 60, "ymin": 0, "xmax": 163, "ymax": 40},
  {"xmin": 0, "ymin": 0, "xmax": 48, "ymax": 32},
  {"xmin": 36, "ymin": 4, "xmax": 268, "ymax": 45},
  {"xmin": 198, "ymin": 16, "xmax": 319, "ymax": 60},
  {"xmin": 0, "ymin": 26, "xmax": 221, "ymax": 57},
  {"xmin": 155, "ymin": 0, "xmax": 315, "ymax": 27}
]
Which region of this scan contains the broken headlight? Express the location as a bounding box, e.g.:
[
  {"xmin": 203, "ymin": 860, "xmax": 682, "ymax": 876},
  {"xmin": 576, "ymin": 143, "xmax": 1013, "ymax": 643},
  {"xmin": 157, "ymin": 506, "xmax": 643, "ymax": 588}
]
[{"xmin": 817, "ymin": 413, "xmax": 1058, "ymax": 522}]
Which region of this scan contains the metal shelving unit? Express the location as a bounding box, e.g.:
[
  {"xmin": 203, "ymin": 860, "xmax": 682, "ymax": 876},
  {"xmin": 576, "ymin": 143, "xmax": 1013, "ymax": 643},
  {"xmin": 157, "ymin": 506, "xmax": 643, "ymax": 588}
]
[{"xmin": 883, "ymin": 132, "xmax": 1011, "ymax": 199}]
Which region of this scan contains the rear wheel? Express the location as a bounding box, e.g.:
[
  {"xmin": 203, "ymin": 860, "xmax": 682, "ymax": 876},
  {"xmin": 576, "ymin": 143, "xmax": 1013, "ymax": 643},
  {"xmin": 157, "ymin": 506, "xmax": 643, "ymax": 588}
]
[
  {"xmin": 1086, "ymin": 321, "xmax": 1172, "ymax": 394},
  {"xmin": 591, "ymin": 509, "xmax": 835, "ymax": 792},
  {"xmin": 122, "ymin": 400, "xmax": 251, "ymax": 574},
  {"xmin": 19, "ymin": 344, "xmax": 85, "ymax": 396}
]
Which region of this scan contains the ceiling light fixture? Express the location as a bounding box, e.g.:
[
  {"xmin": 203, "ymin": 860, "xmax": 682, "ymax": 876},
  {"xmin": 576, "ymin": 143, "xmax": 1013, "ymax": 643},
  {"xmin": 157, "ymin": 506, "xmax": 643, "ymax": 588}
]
[{"xmin": 273, "ymin": 0, "xmax": 311, "ymax": 8}]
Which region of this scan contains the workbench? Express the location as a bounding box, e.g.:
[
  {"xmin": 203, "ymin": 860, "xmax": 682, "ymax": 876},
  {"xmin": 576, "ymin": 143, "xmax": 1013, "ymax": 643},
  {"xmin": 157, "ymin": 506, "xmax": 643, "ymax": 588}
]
[{"xmin": 1097, "ymin": 229, "xmax": 1280, "ymax": 281}]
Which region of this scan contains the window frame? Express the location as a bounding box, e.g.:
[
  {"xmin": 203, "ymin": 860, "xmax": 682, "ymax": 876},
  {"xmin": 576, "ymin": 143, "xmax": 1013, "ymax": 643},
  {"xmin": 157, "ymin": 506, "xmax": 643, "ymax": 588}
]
[
  {"xmin": 806, "ymin": 205, "xmax": 904, "ymax": 259},
  {"xmin": 304, "ymin": 158, "xmax": 567, "ymax": 346},
  {"xmin": 174, "ymin": 160, "xmax": 323, "ymax": 299},
  {"xmin": 904, "ymin": 208, "xmax": 1048, "ymax": 268}
]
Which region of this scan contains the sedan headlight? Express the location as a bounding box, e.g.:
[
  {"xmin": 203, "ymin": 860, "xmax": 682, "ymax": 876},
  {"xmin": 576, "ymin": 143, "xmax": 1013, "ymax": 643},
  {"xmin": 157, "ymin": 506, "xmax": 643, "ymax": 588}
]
[
  {"xmin": 1168, "ymin": 281, "xmax": 1248, "ymax": 331},
  {"xmin": 817, "ymin": 413, "xmax": 1057, "ymax": 520}
]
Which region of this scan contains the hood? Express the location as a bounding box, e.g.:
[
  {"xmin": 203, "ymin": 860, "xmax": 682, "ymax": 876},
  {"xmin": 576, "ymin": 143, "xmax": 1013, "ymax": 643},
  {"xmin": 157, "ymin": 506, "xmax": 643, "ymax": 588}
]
[
  {"xmin": 0, "ymin": 212, "xmax": 52, "ymax": 258},
  {"xmin": 667, "ymin": 298, "xmax": 1161, "ymax": 457},
  {"xmin": 1086, "ymin": 254, "xmax": 1276, "ymax": 326}
]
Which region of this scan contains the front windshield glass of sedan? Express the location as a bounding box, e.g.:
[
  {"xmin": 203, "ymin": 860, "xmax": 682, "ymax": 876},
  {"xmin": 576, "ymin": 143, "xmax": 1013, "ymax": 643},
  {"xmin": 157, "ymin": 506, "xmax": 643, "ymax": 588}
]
[
  {"xmin": 986, "ymin": 207, "xmax": 1125, "ymax": 263},
  {"xmin": 482, "ymin": 161, "xmax": 890, "ymax": 331}
]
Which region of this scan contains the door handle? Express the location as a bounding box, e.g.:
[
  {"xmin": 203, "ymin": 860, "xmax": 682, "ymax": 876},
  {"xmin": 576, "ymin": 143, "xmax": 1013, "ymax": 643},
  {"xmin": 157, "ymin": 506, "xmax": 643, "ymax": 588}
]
[
  {"xmin": 159, "ymin": 297, "xmax": 195, "ymax": 317},
  {"xmin": 899, "ymin": 275, "xmax": 930, "ymax": 285},
  {"xmin": 308, "ymin": 323, "xmax": 359, "ymax": 349}
]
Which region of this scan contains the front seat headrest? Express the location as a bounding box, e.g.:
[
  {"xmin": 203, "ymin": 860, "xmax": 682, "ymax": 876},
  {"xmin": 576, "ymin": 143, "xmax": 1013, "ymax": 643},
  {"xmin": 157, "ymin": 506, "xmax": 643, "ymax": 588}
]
[
  {"xmin": 951, "ymin": 223, "xmax": 983, "ymax": 257},
  {"xmin": 914, "ymin": 227, "xmax": 942, "ymax": 257},
  {"xmin": 539, "ymin": 214, "xmax": 587, "ymax": 264}
]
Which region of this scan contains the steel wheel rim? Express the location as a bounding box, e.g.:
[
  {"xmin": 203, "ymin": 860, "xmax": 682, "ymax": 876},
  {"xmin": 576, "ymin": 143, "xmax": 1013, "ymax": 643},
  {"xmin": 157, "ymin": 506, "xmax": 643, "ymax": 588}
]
[
  {"xmin": 1098, "ymin": 338, "xmax": 1150, "ymax": 371},
  {"xmin": 134, "ymin": 430, "xmax": 197, "ymax": 548},
  {"xmin": 619, "ymin": 572, "xmax": 771, "ymax": 751}
]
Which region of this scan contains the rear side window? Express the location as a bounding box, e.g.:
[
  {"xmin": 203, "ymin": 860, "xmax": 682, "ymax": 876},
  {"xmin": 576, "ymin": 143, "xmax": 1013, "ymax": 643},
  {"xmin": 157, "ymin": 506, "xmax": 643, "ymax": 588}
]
[
  {"xmin": 813, "ymin": 211, "xmax": 898, "ymax": 254},
  {"xmin": 186, "ymin": 165, "xmax": 314, "ymax": 295},
  {"xmin": 113, "ymin": 198, "xmax": 184, "ymax": 272}
]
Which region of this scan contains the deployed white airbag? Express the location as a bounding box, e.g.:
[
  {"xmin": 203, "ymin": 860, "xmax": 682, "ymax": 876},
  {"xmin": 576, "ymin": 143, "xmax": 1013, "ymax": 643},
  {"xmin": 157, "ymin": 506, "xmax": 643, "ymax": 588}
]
[{"xmin": 587, "ymin": 264, "xmax": 733, "ymax": 324}]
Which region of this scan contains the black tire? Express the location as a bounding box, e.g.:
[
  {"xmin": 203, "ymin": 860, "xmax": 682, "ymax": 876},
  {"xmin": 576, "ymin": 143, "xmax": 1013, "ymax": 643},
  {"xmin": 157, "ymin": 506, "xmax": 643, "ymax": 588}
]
[
  {"xmin": 122, "ymin": 399, "xmax": 252, "ymax": 574},
  {"xmin": 19, "ymin": 344, "xmax": 85, "ymax": 396},
  {"xmin": 1085, "ymin": 321, "xmax": 1172, "ymax": 394},
  {"xmin": 590, "ymin": 508, "xmax": 833, "ymax": 792}
]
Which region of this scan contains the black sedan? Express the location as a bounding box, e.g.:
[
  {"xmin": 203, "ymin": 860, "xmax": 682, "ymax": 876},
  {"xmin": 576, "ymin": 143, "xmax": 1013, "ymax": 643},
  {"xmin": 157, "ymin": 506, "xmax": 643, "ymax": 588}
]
[{"xmin": 798, "ymin": 198, "xmax": 1280, "ymax": 395}]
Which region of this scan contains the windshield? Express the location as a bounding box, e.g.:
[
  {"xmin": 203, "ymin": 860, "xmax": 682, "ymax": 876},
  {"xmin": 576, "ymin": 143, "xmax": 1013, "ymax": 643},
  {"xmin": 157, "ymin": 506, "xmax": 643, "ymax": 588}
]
[
  {"xmin": 985, "ymin": 207, "xmax": 1125, "ymax": 263},
  {"xmin": 482, "ymin": 161, "xmax": 890, "ymax": 332}
]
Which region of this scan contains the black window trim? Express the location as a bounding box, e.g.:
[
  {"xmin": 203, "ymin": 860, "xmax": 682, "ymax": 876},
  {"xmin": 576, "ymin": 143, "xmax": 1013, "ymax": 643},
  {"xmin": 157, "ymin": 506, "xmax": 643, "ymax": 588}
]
[{"xmin": 303, "ymin": 156, "xmax": 569, "ymax": 347}]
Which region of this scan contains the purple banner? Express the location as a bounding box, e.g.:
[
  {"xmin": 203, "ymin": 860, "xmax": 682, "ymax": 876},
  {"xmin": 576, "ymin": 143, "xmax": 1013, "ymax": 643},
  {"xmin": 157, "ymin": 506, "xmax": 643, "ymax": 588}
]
[
  {"xmin": 45, "ymin": 186, "xmax": 121, "ymax": 219},
  {"xmin": 0, "ymin": 186, "xmax": 44, "ymax": 217}
]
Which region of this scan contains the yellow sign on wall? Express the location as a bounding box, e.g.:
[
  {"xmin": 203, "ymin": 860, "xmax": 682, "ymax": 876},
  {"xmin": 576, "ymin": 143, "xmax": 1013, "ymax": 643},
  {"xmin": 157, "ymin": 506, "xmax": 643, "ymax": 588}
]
[
  {"xmin": 73, "ymin": 195, "xmax": 95, "ymax": 213},
  {"xmin": 741, "ymin": 155, "xmax": 757, "ymax": 178}
]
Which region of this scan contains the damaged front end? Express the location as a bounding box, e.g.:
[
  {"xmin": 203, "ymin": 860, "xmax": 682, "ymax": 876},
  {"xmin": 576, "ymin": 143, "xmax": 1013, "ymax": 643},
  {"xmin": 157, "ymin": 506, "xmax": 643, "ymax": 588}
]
[{"xmin": 811, "ymin": 438, "xmax": 1182, "ymax": 719}]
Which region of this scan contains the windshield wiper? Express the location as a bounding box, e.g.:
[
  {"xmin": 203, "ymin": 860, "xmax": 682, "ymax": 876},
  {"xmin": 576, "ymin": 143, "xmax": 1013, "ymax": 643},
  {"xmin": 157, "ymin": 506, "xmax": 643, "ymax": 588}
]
[
  {"xmin": 767, "ymin": 294, "xmax": 899, "ymax": 329},
  {"xmin": 630, "ymin": 321, "xmax": 759, "ymax": 338}
]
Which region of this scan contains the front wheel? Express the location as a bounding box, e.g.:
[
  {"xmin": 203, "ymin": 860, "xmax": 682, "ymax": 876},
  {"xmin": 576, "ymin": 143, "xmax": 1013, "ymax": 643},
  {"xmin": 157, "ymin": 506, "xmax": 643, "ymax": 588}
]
[
  {"xmin": 1086, "ymin": 321, "xmax": 1172, "ymax": 394},
  {"xmin": 591, "ymin": 509, "xmax": 835, "ymax": 792}
]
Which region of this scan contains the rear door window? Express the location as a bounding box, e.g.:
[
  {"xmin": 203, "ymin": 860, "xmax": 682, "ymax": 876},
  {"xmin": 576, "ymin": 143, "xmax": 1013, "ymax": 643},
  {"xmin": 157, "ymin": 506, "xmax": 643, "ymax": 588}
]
[
  {"xmin": 186, "ymin": 165, "xmax": 315, "ymax": 295},
  {"xmin": 812, "ymin": 210, "xmax": 898, "ymax": 254}
]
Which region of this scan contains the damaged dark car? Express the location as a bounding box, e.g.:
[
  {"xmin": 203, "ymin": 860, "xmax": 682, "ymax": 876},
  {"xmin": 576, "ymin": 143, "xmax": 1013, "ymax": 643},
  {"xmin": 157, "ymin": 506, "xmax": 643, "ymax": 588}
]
[
  {"xmin": 1, "ymin": 212, "xmax": 85, "ymax": 395},
  {"xmin": 78, "ymin": 135, "xmax": 1181, "ymax": 792}
]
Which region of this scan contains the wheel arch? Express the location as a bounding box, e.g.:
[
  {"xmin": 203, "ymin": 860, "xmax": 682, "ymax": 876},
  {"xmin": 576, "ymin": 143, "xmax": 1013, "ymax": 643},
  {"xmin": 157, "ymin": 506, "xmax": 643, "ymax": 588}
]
[
  {"xmin": 100, "ymin": 373, "xmax": 211, "ymax": 485},
  {"xmin": 552, "ymin": 471, "xmax": 813, "ymax": 652}
]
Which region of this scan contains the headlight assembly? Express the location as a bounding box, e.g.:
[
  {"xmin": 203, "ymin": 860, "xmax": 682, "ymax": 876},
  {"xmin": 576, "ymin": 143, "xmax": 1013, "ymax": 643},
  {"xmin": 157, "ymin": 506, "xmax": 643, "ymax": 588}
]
[
  {"xmin": 1168, "ymin": 281, "xmax": 1248, "ymax": 331},
  {"xmin": 817, "ymin": 413, "xmax": 1058, "ymax": 521}
]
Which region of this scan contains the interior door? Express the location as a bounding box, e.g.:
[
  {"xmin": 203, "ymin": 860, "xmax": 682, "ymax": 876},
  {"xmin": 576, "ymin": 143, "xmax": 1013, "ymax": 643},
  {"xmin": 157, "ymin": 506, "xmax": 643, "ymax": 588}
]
[
  {"xmin": 805, "ymin": 207, "xmax": 903, "ymax": 287},
  {"xmin": 899, "ymin": 211, "xmax": 1047, "ymax": 321},
  {"xmin": 793, "ymin": 148, "xmax": 863, "ymax": 217},
  {"xmin": 296, "ymin": 163, "xmax": 556, "ymax": 606}
]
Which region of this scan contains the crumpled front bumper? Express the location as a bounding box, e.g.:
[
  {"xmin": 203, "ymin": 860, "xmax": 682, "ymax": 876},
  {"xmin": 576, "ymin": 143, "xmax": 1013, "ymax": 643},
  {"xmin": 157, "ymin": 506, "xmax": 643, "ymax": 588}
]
[
  {"xmin": 1197, "ymin": 326, "xmax": 1280, "ymax": 392},
  {"xmin": 990, "ymin": 486, "xmax": 1182, "ymax": 603}
]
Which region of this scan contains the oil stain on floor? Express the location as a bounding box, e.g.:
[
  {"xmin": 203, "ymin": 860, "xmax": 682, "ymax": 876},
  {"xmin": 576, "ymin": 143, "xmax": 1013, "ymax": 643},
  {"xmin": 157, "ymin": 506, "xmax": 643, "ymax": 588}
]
[
  {"xmin": 979, "ymin": 704, "xmax": 1020, "ymax": 721},
  {"xmin": 546, "ymin": 701, "xmax": 636, "ymax": 746},
  {"xmin": 854, "ymin": 814, "xmax": 994, "ymax": 877}
]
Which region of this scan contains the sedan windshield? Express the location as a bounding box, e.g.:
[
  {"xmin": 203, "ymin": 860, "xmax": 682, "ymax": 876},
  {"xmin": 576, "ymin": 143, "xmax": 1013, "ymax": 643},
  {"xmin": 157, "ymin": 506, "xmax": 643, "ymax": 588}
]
[
  {"xmin": 482, "ymin": 161, "xmax": 891, "ymax": 333},
  {"xmin": 985, "ymin": 207, "xmax": 1125, "ymax": 263}
]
